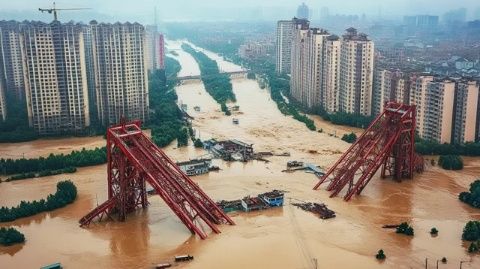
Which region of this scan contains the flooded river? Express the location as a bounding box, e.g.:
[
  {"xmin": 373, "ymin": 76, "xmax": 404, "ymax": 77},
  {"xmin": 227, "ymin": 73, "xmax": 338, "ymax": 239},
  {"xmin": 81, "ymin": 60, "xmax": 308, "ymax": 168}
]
[{"xmin": 1, "ymin": 40, "xmax": 480, "ymax": 269}]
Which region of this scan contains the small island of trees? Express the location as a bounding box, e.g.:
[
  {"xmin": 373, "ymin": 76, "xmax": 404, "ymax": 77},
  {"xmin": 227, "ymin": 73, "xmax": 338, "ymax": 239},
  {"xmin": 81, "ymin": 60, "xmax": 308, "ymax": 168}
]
[
  {"xmin": 0, "ymin": 227, "xmax": 25, "ymax": 246},
  {"xmin": 438, "ymin": 155, "xmax": 463, "ymax": 170},
  {"xmin": 341, "ymin": 132, "xmax": 357, "ymax": 143},
  {"xmin": 459, "ymin": 179, "xmax": 480, "ymax": 208},
  {"xmin": 396, "ymin": 222, "xmax": 414, "ymax": 236},
  {"xmin": 0, "ymin": 180, "xmax": 77, "ymax": 222}
]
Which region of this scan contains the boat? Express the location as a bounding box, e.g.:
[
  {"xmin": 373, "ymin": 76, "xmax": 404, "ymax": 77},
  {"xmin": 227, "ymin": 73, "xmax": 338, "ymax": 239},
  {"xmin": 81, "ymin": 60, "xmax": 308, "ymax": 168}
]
[
  {"xmin": 232, "ymin": 118, "xmax": 239, "ymax": 124},
  {"xmin": 155, "ymin": 263, "xmax": 172, "ymax": 269},
  {"xmin": 40, "ymin": 263, "xmax": 62, "ymax": 269},
  {"xmin": 175, "ymin": 255, "xmax": 194, "ymax": 262}
]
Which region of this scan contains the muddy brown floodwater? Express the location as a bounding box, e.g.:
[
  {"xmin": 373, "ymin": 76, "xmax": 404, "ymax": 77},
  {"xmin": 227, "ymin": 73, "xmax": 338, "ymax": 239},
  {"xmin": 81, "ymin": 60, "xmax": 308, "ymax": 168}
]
[{"xmin": 1, "ymin": 40, "xmax": 480, "ymax": 269}]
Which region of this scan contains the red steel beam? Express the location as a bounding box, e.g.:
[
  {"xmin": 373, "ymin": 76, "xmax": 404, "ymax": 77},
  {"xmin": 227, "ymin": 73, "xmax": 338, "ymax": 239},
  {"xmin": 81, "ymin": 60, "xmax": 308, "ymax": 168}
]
[
  {"xmin": 313, "ymin": 102, "xmax": 419, "ymax": 201},
  {"xmin": 79, "ymin": 121, "xmax": 234, "ymax": 239}
]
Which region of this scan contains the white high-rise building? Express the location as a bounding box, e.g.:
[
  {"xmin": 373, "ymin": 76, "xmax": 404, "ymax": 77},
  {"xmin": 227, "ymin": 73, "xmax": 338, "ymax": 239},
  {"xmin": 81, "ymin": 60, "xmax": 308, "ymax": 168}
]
[
  {"xmin": 0, "ymin": 21, "xmax": 26, "ymax": 101},
  {"xmin": 145, "ymin": 25, "xmax": 165, "ymax": 72},
  {"xmin": 89, "ymin": 21, "xmax": 149, "ymax": 126},
  {"xmin": 338, "ymin": 28, "xmax": 374, "ymax": 116},
  {"xmin": 0, "ymin": 63, "xmax": 6, "ymax": 121},
  {"xmin": 22, "ymin": 21, "xmax": 90, "ymax": 135},
  {"xmin": 453, "ymin": 79, "xmax": 479, "ymax": 144},
  {"xmin": 372, "ymin": 69, "xmax": 412, "ymax": 115},
  {"xmin": 323, "ymin": 35, "xmax": 341, "ymax": 113},
  {"xmin": 275, "ymin": 19, "xmax": 296, "ymax": 74},
  {"xmin": 290, "ymin": 19, "xmax": 310, "ymax": 106}
]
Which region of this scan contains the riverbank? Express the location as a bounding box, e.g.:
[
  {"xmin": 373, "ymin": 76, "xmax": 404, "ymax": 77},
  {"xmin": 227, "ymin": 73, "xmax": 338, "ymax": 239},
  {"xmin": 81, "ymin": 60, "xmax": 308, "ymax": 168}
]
[{"xmin": 0, "ymin": 41, "xmax": 479, "ymax": 269}]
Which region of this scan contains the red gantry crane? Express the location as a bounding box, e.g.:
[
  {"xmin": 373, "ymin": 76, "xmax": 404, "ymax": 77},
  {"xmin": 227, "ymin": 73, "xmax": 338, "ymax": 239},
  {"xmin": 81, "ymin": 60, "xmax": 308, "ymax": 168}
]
[
  {"xmin": 313, "ymin": 102, "xmax": 424, "ymax": 201},
  {"xmin": 79, "ymin": 121, "xmax": 234, "ymax": 239}
]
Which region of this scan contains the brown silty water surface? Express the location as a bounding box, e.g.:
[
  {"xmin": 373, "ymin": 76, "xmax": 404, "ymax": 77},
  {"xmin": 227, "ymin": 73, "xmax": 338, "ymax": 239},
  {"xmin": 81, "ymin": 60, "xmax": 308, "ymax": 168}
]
[{"xmin": 1, "ymin": 40, "xmax": 479, "ymax": 269}]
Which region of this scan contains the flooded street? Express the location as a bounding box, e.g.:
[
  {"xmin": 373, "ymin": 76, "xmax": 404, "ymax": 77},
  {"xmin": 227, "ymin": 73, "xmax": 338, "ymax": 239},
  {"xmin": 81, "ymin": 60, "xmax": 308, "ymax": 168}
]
[{"xmin": 1, "ymin": 40, "xmax": 480, "ymax": 268}]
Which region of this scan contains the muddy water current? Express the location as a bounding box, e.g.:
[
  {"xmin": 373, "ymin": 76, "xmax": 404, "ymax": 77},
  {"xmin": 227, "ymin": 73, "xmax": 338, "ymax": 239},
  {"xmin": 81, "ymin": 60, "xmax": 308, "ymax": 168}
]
[{"xmin": 0, "ymin": 40, "xmax": 479, "ymax": 269}]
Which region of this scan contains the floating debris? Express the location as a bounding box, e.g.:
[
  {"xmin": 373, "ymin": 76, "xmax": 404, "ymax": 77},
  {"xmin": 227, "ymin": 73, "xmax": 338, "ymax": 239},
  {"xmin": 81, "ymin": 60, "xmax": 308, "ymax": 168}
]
[
  {"xmin": 217, "ymin": 190, "xmax": 285, "ymax": 213},
  {"xmin": 292, "ymin": 202, "xmax": 336, "ymax": 219},
  {"xmin": 175, "ymin": 255, "xmax": 194, "ymax": 262}
]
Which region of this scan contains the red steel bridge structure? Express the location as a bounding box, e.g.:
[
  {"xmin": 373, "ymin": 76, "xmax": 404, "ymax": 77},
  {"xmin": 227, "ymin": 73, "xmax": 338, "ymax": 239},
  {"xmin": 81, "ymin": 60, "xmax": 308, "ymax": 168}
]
[
  {"xmin": 79, "ymin": 121, "xmax": 234, "ymax": 239},
  {"xmin": 314, "ymin": 102, "xmax": 424, "ymax": 201}
]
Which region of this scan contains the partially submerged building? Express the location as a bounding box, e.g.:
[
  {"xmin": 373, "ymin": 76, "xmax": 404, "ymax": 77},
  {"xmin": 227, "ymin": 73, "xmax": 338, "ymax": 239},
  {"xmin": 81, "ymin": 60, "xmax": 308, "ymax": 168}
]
[{"xmin": 177, "ymin": 159, "xmax": 212, "ymax": 176}]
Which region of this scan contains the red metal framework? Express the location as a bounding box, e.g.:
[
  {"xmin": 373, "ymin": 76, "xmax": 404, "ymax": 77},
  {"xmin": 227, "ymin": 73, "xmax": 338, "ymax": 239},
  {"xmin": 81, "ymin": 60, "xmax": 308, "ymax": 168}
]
[
  {"xmin": 79, "ymin": 121, "xmax": 234, "ymax": 239},
  {"xmin": 313, "ymin": 102, "xmax": 422, "ymax": 201}
]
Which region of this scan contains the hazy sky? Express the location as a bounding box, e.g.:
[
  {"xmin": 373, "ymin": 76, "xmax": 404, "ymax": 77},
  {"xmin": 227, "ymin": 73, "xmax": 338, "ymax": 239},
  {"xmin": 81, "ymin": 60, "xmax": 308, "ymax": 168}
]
[{"xmin": 1, "ymin": 0, "xmax": 479, "ymax": 22}]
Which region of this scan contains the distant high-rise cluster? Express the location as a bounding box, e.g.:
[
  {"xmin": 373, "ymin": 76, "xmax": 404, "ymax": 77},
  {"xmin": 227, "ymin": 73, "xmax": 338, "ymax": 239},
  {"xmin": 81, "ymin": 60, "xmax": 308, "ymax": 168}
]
[
  {"xmin": 296, "ymin": 3, "xmax": 309, "ymax": 20},
  {"xmin": 0, "ymin": 19, "xmax": 152, "ymax": 134},
  {"xmin": 282, "ymin": 18, "xmax": 374, "ymax": 116}
]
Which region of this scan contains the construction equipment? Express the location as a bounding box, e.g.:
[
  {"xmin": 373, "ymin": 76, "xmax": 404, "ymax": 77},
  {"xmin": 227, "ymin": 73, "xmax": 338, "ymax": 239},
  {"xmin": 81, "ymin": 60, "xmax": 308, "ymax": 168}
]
[
  {"xmin": 79, "ymin": 120, "xmax": 234, "ymax": 239},
  {"xmin": 314, "ymin": 102, "xmax": 424, "ymax": 201},
  {"xmin": 39, "ymin": 2, "xmax": 91, "ymax": 21}
]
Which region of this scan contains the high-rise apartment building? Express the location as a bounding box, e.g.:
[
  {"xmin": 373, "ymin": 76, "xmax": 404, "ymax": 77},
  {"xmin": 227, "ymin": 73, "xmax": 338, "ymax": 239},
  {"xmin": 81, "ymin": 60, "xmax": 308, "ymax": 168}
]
[
  {"xmin": 22, "ymin": 21, "xmax": 90, "ymax": 135},
  {"xmin": 411, "ymin": 77, "xmax": 455, "ymax": 143},
  {"xmin": 322, "ymin": 35, "xmax": 341, "ymax": 113},
  {"xmin": 275, "ymin": 20, "xmax": 295, "ymax": 74},
  {"xmin": 290, "ymin": 19, "xmax": 310, "ymax": 106},
  {"xmin": 89, "ymin": 21, "xmax": 149, "ymax": 126},
  {"xmin": 452, "ymin": 79, "xmax": 479, "ymax": 144},
  {"xmin": 145, "ymin": 25, "xmax": 165, "ymax": 71},
  {"xmin": 338, "ymin": 28, "xmax": 374, "ymax": 116},
  {"xmin": 372, "ymin": 69, "xmax": 412, "ymax": 115},
  {"xmin": 0, "ymin": 21, "xmax": 26, "ymax": 101},
  {"xmin": 291, "ymin": 25, "xmax": 330, "ymax": 110},
  {"xmin": 297, "ymin": 3, "xmax": 309, "ymax": 20},
  {"xmin": 0, "ymin": 62, "xmax": 6, "ymax": 121}
]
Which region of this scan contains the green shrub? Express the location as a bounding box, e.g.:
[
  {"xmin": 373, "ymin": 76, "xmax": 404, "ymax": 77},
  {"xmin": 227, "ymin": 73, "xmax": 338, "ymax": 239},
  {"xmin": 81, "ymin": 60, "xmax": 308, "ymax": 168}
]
[
  {"xmin": 341, "ymin": 132, "xmax": 357, "ymax": 143},
  {"xmin": 0, "ymin": 227, "xmax": 25, "ymax": 246},
  {"xmin": 438, "ymin": 155, "xmax": 463, "ymax": 170},
  {"xmin": 375, "ymin": 249, "xmax": 386, "ymax": 260}
]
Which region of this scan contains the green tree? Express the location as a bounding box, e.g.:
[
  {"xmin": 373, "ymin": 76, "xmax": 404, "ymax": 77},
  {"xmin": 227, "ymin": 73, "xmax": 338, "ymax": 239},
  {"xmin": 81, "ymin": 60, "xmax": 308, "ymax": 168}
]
[
  {"xmin": 375, "ymin": 249, "xmax": 386, "ymax": 260},
  {"xmin": 438, "ymin": 155, "xmax": 463, "ymax": 170},
  {"xmin": 341, "ymin": 132, "xmax": 357, "ymax": 143},
  {"xmin": 430, "ymin": 227, "xmax": 438, "ymax": 235},
  {"xmin": 0, "ymin": 227, "xmax": 25, "ymax": 246},
  {"xmin": 462, "ymin": 221, "xmax": 480, "ymax": 241}
]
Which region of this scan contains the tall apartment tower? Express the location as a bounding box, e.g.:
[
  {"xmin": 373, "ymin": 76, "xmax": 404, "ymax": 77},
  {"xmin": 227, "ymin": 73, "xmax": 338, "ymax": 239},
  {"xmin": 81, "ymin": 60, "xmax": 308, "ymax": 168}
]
[
  {"xmin": 452, "ymin": 79, "xmax": 479, "ymax": 144},
  {"xmin": 89, "ymin": 21, "xmax": 149, "ymax": 126},
  {"xmin": 0, "ymin": 62, "xmax": 6, "ymax": 121},
  {"xmin": 323, "ymin": 35, "xmax": 341, "ymax": 113},
  {"xmin": 22, "ymin": 21, "xmax": 90, "ymax": 135},
  {"xmin": 297, "ymin": 3, "xmax": 310, "ymax": 20},
  {"xmin": 290, "ymin": 19, "xmax": 310, "ymax": 106},
  {"xmin": 411, "ymin": 76, "xmax": 455, "ymax": 143},
  {"xmin": 275, "ymin": 20, "xmax": 295, "ymax": 74},
  {"xmin": 338, "ymin": 28, "xmax": 374, "ymax": 116},
  {"xmin": 291, "ymin": 24, "xmax": 330, "ymax": 109},
  {"xmin": 0, "ymin": 21, "xmax": 26, "ymax": 101},
  {"xmin": 372, "ymin": 69, "xmax": 412, "ymax": 115},
  {"xmin": 145, "ymin": 25, "xmax": 165, "ymax": 71}
]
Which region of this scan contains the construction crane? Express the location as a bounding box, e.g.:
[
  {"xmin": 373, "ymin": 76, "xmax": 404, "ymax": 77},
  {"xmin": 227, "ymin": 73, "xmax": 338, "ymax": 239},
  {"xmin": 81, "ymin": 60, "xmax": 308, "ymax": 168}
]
[{"xmin": 39, "ymin": 2, "xmax": 91, "ymax": 21}]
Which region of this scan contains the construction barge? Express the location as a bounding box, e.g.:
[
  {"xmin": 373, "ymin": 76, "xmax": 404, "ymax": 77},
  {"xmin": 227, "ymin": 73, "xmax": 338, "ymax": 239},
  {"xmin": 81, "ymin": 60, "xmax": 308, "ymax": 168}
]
[
  {"xmin": 217, "ymin": 190, "xmax": 285, "ymax": 213},
  {"xmin": 292, "ymin": 202, "xmax": 336, "ymax": 219}
]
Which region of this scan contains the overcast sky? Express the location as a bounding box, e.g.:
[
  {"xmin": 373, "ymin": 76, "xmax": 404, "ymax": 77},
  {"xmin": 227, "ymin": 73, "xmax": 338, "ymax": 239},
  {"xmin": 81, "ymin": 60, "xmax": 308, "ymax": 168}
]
[{"xmin": 1, "ymin": 0, "xmax": 479, "ymax": 22}]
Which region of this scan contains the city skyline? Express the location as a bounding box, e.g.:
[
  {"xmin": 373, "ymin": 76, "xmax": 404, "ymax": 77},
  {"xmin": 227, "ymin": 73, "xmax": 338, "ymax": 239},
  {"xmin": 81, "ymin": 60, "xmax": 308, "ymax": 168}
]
[{"xmin": 0, "ymin": 0, "xmax": 479, "ymax": 22}]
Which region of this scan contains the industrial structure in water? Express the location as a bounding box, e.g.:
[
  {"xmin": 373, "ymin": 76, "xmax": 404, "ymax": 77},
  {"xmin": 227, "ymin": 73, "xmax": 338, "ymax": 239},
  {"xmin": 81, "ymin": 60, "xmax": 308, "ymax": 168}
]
[
  {"xmin": 78, "ymin": 121, "xmax": 234, "ymax": 239},
  {"xmin": 314, "ymin": 102, "xmax": 424, "ymax": 201}
]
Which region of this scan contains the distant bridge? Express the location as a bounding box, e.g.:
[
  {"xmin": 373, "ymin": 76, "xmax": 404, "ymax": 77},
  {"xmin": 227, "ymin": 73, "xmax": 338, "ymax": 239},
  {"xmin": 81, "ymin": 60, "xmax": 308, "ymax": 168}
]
[{"xmin": 177, "ymin": 70, "xmax": 249, "ymax": 81}]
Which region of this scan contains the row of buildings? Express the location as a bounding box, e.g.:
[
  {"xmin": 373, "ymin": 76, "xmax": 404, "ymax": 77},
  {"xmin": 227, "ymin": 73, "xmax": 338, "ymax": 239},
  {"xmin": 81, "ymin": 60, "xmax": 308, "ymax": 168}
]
[
  {"xmin": 374, "ymin": 70, "xmax": 479, "ymax": 144},
  {"xmin": 277, "ymin": 18, "xmax": 374, "ymax": 116},
  {"xmin": 276, "ymin": 18, "xmax": 480, "ymax": 144},
  {"xmin": 0, "ymin": 19, "xmax": 165, "ymax": 135}
]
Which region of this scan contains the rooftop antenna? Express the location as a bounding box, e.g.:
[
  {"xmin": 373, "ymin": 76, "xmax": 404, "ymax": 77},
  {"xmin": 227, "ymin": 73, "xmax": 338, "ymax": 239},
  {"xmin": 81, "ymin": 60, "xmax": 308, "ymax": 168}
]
[{"xmin": 38, "ymin": 2, "xmax": 91, "ymax": 21}]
